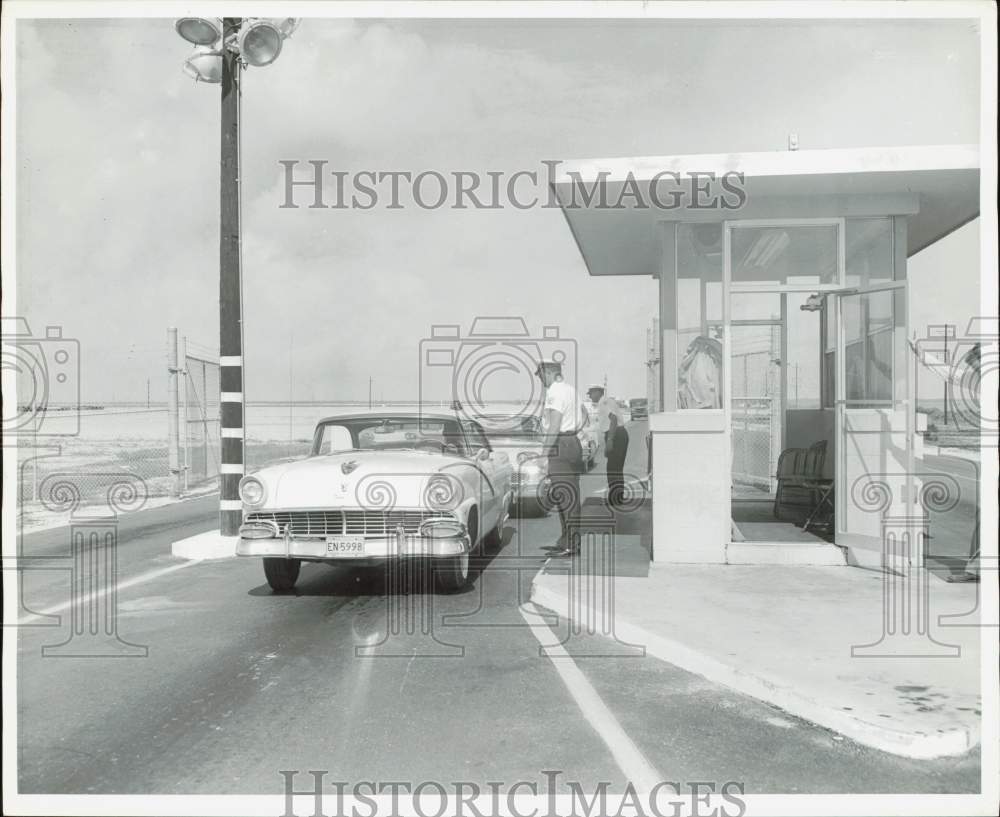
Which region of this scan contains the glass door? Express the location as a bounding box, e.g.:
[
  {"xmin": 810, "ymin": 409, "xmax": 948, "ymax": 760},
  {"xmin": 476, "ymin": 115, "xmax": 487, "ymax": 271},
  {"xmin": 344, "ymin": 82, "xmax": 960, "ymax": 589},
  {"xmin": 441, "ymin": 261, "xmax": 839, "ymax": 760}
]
[{"xmin": 833, "ymin": 281, "xmax": 914, "ymax": 562}]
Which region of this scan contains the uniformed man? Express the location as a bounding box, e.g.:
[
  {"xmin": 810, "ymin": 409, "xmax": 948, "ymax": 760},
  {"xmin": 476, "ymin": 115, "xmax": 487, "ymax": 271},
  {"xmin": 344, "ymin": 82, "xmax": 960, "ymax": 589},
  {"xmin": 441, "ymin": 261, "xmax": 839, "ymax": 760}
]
[
  {"xmin": 587, "ymin": 384, "xmax": 629, "ymax": 507},
  {"xmin": 536, "ymin": 359, "xmax": 583, "ymax": 555}
]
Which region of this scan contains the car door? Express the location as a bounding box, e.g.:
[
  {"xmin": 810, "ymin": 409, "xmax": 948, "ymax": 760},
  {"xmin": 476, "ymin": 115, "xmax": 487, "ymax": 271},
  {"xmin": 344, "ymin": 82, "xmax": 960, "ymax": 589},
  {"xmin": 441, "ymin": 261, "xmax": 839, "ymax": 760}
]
[{"xmin": 460, "ymin": 420, "xmax": 506, "ymax": 529}]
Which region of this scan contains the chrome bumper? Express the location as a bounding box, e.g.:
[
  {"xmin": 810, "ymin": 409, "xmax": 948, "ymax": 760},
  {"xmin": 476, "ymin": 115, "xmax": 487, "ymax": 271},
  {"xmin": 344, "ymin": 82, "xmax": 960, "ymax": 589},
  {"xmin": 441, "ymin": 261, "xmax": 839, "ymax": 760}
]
[
  {"xmin": 512, "ymin": 477, "xmax": 545, "ymax": 503},
  {"xmin": 236, "ymin": 520, "xmax": 470, "ymax": 560}
]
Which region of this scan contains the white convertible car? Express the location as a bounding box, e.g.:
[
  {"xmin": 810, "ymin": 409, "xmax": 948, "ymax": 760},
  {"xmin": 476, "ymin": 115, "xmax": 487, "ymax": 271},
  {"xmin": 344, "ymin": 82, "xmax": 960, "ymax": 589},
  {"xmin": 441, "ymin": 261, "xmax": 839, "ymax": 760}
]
[{"xmin": 237, "ymin": 411, "xmax": 513, "ymax": 593}]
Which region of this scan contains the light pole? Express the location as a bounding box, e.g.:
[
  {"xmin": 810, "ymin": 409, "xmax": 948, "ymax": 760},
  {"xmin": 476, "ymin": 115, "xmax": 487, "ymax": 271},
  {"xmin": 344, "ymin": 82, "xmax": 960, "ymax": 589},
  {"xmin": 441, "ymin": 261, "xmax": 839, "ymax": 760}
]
[{"xmin": 174, "ymin": 16, "xmax": 300, "ymax": 536}]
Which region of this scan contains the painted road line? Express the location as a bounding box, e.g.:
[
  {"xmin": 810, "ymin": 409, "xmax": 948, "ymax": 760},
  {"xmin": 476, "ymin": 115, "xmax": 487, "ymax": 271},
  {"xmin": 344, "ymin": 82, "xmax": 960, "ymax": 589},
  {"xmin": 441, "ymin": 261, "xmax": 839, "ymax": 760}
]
[
  {"xmin": 519, "ymin": 601, "xmax": 663, "ymax": 792},
  {"xmin": 16, "ymin": 559, "xmax": 198, "ymax": 624}
]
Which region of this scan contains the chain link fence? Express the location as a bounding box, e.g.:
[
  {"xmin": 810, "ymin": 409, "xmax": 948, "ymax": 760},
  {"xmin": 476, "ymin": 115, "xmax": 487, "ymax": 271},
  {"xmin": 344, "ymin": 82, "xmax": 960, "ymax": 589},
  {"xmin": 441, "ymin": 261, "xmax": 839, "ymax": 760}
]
[
  {"xmin": 731, "ymin": 330, "xmax": 781, "ymax": 493},
  {"xmin": 181, "ymin": 351, "xmax": 221, "ymax": 489}
]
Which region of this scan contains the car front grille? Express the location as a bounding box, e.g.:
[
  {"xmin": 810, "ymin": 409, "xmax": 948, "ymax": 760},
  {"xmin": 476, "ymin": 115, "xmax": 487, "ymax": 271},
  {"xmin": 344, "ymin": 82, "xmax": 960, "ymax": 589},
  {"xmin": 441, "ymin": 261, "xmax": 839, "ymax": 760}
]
[{"xmin": 244, "ymin": 509, "xmax": 458, "ymax": 538}]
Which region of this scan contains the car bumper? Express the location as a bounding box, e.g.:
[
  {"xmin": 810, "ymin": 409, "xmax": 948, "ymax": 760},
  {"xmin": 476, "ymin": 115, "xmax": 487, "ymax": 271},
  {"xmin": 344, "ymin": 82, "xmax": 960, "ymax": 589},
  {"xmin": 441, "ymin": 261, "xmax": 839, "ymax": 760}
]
[
  {"xmin": 237, "ymin": 521, "xmax": 470, "ymax": 561},
  {"xmin": 512, "ymin": 478, "xmax": 545, "ymax": 504}
]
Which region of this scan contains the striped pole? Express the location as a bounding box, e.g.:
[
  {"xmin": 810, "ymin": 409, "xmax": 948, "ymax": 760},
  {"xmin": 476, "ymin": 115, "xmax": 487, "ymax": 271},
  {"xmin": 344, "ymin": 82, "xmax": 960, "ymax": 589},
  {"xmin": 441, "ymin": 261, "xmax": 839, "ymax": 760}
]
[{"xmin": 219, "ymin": 17, "xmax": 244, "ymax": 536}]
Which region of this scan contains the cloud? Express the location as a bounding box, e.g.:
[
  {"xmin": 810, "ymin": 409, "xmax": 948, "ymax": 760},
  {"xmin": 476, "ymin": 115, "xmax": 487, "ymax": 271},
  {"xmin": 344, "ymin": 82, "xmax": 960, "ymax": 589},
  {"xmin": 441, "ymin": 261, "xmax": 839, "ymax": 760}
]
[{"xmin": 13, "ymin": 17, "xmax": 981, "ymax": 404}]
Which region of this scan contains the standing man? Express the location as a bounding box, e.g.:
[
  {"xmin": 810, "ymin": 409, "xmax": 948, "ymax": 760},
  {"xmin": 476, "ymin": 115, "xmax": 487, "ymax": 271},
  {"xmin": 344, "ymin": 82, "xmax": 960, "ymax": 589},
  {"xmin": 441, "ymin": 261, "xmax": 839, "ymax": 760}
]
[
  {"xmin": 587, "ymin": 385, "xmax": 629, "ymax": 507},
  {"xmin": 537, "ymin": 359, "xmax": 584, "ymax": 556}
]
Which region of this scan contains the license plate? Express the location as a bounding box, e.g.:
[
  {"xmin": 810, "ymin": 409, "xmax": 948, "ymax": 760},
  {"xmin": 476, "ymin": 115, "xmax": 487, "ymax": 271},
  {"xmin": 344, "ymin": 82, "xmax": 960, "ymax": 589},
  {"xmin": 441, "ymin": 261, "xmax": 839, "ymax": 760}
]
[{"xmin": 326, "ymin": 536, "xmax": 366, "ymax": 555}]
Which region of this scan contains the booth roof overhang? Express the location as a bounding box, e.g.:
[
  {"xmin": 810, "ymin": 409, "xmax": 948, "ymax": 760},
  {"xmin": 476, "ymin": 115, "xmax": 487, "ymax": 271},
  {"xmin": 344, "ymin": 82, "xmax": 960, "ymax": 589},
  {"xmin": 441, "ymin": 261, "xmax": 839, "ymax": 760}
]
[{"xmin": 551, "ymin": 144, "xmax": 980, "ymax": 277}]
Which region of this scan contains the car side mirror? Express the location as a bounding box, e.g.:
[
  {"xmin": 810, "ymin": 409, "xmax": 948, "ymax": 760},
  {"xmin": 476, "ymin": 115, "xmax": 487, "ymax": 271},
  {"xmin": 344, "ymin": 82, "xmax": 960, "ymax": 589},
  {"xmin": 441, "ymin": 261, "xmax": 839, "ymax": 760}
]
[{"xmin": 476, "ymin": 447, "xmax": 490, "ymax": 461}]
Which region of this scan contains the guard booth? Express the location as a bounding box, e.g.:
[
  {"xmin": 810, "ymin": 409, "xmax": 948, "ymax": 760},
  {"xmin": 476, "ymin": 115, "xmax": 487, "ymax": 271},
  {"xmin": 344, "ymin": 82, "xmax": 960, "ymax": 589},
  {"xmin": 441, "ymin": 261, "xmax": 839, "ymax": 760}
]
[{"xmin": 553, "ymin": 145, "xmax": 979, "ymax": 566}]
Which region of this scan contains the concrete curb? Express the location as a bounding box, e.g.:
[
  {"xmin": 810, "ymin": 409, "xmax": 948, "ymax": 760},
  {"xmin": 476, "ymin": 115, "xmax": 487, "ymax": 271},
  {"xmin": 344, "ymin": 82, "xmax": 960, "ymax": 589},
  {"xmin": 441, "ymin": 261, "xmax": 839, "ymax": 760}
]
[
  {"xmin": 529, "ymin": 578, "xmax": 977, "ymax": 760},
  {"xmin": 171, "ymin": 529, "xmax": 237, "ymax": 561}
]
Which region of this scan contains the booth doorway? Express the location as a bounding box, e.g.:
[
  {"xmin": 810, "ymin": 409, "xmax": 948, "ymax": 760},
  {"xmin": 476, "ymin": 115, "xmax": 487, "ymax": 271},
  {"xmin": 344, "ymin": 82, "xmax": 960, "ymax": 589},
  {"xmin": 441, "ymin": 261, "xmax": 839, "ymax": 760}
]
[{"xmin": 727, "ymin": 292, "xmax": 833, "ymax": 543}]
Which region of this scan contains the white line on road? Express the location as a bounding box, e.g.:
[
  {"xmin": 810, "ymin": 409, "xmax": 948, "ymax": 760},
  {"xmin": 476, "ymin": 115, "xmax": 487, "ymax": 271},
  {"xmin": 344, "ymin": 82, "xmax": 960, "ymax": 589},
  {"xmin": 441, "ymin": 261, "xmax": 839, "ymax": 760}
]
[
  {"xmin": 16, "ymin": 559, "xmax": 198, "ymax": 624},
  {"xmin": 519, "ymin": 601, "xmax": 663, "ymax": 791}
]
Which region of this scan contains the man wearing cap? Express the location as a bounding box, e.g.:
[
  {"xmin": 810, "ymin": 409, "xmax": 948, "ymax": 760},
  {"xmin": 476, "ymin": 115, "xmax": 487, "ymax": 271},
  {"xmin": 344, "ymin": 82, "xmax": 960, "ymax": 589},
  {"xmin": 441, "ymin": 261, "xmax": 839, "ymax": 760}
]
[
  {"xmin": 587, "ymin": 385, "xmax": 629, "ymax": 507},
  {"xmin": 536, "ymin": 359, "xmax": 584, "ymax": 555}
]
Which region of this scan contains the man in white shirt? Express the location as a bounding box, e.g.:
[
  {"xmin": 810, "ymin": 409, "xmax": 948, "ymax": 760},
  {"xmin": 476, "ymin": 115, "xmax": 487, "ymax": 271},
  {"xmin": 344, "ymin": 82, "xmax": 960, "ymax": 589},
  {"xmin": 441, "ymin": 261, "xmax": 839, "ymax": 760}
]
[
  {"xmin": 587, "ymin": 384, "xmax": 629, "ymax": 507},
  {"xmin": 537, "ymin": 359, "xmax": 583, "ymax": 555}
]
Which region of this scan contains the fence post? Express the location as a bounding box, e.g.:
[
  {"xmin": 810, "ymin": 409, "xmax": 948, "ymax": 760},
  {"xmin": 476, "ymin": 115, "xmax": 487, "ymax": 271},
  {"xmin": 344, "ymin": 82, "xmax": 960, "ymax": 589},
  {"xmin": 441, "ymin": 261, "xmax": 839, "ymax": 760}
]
[
  {"xmin": 179, "ymin": 336, "xmax": 189, "ymax": 493},
  {"xmin": 166, "ymin": 327, "xmax": 182, "ymax": 497}
]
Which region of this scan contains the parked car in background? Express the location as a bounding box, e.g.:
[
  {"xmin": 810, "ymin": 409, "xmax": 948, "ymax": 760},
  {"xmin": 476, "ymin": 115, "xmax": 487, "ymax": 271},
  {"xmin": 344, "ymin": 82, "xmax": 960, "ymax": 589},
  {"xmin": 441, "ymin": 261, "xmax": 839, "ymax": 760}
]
[
  {"xmin": 483, "ymin": 412, "xmax": 596, "ymax": 516},
  {"xmin": 237, "ymin": 411, "xmax": 512, "ymax": 593},
  {"xmin": 629, "ymin": 398, "xmax": 649, "ymax": 420}
]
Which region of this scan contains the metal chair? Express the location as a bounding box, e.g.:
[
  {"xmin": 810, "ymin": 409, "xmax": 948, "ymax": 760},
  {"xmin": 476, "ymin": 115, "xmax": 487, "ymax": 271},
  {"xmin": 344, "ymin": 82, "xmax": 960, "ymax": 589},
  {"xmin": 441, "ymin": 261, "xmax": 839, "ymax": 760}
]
[{"xmin": 773, "ymin": 439, "xmax": 828, "ymax": 520}]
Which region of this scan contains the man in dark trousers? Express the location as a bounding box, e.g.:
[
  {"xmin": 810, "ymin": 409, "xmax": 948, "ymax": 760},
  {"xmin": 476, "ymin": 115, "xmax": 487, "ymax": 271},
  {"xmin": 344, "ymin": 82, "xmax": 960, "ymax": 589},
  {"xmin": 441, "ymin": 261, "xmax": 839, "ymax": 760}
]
[
  {"xmin": 587, "ymin": 385, "xmax": 629, "ymax": 507},
  {"xmin": 537, "ymin": 359, "xmax": 584, "ymax": 555}
]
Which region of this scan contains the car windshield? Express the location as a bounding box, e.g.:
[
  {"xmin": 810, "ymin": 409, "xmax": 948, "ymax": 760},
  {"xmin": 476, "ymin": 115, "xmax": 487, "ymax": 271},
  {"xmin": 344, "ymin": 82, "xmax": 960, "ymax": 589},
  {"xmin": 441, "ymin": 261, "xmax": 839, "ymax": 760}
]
[{"xmin": 313, "ymin": 416, "xmax": 468, "ymax": 456}]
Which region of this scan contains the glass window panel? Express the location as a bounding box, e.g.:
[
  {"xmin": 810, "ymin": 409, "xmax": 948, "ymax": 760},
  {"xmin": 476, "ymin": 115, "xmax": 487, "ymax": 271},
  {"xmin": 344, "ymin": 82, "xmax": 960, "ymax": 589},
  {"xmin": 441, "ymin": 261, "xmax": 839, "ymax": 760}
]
[
  {"xmin": 676, "ymin": 223, "xmax": 725, "ymax": 410},
  {"xmin": 844, "ymin": 291, "xmax": 896, "ymax": 406},
  {"xmin": 678, "ymin": 223, "xmax": 723, "ymax": 281},
  {"xmin": 845, "ymin": 218, "xmax": 893, "ymax": 288},
  {"xmin": 731, "ymin": 224, "xmax": 839, "ymax": 286}
]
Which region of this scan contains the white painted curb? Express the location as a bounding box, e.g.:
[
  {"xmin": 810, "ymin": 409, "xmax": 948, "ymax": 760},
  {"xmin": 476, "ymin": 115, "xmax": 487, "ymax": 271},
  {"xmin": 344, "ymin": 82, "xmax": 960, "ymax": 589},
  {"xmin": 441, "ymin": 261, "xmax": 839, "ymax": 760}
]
[
  {"xmin": 171, "ymin": 529, "xmax": 237, "ymax": 561},
  {"xmin": 529, "ymin": 578, "xmax": 978, "ymax": 760}
]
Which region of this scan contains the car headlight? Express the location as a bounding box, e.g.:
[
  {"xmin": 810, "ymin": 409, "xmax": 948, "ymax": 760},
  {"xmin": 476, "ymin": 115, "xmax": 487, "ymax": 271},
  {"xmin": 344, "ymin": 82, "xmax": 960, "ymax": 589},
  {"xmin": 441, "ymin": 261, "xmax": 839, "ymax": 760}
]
[
  {"xmin": 518, "ymin": 454, "xmax": 547, "ymax": 473},
  {"xmin": 424, "ymin": 474, "xmax": 462, "ymax": 510},
  {"xmin": 419, "ymin": 517, "xmax": 467, "ymax": 539},
  {"xmin": 239, "ymin": 476, "xmax": 266, "ymax": 506}
]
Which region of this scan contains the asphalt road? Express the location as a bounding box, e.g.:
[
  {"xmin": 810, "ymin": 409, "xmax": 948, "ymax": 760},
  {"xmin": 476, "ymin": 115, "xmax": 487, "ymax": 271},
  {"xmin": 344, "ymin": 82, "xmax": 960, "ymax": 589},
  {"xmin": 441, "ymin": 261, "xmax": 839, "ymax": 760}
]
[{"xmin": 14, "ymin": 424, "xmax": 980, "ymax": 796}]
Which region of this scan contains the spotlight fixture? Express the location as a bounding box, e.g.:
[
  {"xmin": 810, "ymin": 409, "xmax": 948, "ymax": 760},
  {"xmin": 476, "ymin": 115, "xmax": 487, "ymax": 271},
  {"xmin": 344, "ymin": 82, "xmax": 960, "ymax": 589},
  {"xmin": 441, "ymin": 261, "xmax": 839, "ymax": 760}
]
[
  {"xmin": 182, "ymin": 46, "xmax": 223, "ymax": 83},
  {"xmin": 237, "ymin": 18, "xmax": 285, "ymax": 67},
  {"xmin": 175, "ymin": 17, "xmax": 300, "ymax": 81},
  {"xmin": 175, "ymin": 17, "xmax": 223, "ymax": 46}
]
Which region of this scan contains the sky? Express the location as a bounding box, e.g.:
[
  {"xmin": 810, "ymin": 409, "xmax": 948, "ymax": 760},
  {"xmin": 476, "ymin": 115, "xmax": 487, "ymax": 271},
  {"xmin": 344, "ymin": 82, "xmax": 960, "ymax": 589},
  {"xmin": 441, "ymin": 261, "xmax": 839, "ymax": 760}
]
[{"xmin": 12, "ymin": 15, "xmax": 984, "ymax": 403}]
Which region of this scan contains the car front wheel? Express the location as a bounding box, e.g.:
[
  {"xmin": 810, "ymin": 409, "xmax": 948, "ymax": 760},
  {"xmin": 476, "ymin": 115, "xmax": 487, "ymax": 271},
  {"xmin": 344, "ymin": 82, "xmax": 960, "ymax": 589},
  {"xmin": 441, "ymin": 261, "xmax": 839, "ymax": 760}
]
[
  {"xmin": 434, "ymin": 552, "xmax": 470, "ymax": 593},
  {"xmin": 263, "ymin": 557, "xmax": 301, "ymax": 592}
]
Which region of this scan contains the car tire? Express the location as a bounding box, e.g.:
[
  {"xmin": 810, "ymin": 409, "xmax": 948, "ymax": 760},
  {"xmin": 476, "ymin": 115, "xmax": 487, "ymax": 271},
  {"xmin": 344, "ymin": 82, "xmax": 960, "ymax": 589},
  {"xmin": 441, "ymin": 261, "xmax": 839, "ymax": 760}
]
[
  {"xmin": 263, "ymin": 557, "xmax": 301, "ymax": 592},
  {"xmin": 483, "ymin": 506, "xmax": 508, "ymax": 552},
  {"xmin": 434, "ymin": 552, "xmax": 470, "ymax": 593},
  {"xmin": 511, "ymin": 498, "xmax": 538, "ymax": 518}
]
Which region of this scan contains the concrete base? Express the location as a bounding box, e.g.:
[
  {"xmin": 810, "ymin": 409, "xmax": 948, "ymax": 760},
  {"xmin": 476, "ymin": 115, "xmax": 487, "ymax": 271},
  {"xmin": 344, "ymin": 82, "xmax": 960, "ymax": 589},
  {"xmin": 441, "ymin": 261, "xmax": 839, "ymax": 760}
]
[
  {"xmin": 531, "ymin": 562, "xmax": 981, "ymax": 759},
  {"xmin": 171, "ymin": 529, "xmax": 237, "ymax": 561},
  {"xmin": 726, "ymin": 541, "xmax": 847, "ymax": 565}
]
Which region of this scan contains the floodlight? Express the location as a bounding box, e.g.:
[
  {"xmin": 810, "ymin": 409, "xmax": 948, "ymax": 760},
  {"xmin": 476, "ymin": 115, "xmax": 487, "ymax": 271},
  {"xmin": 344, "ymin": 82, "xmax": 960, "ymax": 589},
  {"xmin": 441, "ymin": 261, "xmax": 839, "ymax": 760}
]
[
  {"xmin": 182, "ymin": 46, "xmax": 223, "ymax": 83},
  {"xmin": 238, "ymin": 19, "xmax": 284, "ymax": 67},
  {"xmin": 277, "ymin": 18, "xmax": 300, "ymax": 37},
  {"xmin": 175, "ymin": 17, "xmax": 223, "ymax": 46}
]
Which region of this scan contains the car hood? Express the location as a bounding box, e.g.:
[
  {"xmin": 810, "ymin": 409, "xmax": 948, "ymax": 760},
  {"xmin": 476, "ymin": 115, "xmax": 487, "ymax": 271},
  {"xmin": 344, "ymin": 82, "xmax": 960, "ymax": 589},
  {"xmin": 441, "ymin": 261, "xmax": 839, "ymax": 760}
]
[
  {"xmin": 487, "ymin": 437, "xmax": 547, "ymax": 460},
  {"xmin": 247, "ymin": 450, "xmax": 483, "ymax": 511}
]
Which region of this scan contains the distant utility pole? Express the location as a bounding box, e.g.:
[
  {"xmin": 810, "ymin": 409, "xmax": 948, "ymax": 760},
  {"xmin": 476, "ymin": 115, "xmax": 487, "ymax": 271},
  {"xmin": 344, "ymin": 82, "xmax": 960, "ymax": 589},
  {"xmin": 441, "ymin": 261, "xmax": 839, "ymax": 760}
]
[
  {"xmin": 146, "ymin": 378, "xmax": 151, "ymax": 408},
  {"xmin": 943, "ymin": 330, "xmax": 950, "ymax": 425},
  {"xmin": 369, "ymin": 377, "xmax": 373, "ymax": 409}
]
